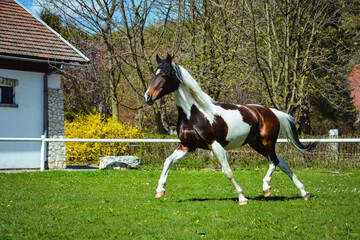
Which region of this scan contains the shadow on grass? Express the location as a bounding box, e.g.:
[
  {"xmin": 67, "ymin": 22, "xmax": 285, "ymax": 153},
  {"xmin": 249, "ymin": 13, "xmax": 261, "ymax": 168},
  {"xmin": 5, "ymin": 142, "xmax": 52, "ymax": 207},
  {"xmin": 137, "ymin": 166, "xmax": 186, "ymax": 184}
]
[{"xmin": 178, "ymin": 195, "xmax": 302, "ymax": 203}]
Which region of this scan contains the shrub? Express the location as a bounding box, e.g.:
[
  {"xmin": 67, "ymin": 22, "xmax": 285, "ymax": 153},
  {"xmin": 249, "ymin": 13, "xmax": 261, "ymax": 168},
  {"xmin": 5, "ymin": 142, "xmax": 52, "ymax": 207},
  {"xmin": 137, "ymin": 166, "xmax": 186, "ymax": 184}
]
[{"xmin": 65, "ymin": 111, "xmax": 143, "ymax": 164}]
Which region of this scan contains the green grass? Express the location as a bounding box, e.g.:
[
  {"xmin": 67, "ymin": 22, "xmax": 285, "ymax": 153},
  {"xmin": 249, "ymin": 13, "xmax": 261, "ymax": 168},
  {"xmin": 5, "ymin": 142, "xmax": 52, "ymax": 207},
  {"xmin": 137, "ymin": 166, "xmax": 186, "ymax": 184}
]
[{"xmin": 1, "ymin": 168, "xmax": 359, "ymax": 239}]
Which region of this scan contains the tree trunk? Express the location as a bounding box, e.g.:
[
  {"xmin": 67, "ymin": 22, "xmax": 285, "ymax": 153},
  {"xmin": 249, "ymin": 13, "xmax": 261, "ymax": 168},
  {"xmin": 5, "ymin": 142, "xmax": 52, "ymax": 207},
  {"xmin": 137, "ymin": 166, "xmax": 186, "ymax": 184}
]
[
  {"xmin": 297, "ymin": 105, "xmax": 311, "ymax": 135},
  {"xmin": 153, "ymin": 101, "xmax": 169, "ymax": 135},
  {"xmin": 107, "ymin": 53, "xmax": 119, "ymax": 121}
]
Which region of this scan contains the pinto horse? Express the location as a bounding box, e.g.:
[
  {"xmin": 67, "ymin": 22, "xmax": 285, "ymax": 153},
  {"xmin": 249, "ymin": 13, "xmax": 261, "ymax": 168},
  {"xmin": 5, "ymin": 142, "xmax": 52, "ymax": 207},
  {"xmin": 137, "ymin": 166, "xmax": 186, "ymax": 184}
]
[{"xmin": 144, "ymin": 54, "xmax": 316, "ymax": 205}]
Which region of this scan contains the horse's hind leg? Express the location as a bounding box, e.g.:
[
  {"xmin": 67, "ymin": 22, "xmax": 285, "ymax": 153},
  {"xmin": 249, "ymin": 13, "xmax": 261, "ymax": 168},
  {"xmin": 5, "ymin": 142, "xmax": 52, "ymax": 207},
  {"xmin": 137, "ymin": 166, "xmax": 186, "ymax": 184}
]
[
  {"xmin": 276, "ymin": 154, "xmax": 310, "ymax": 200},
  {"xmin": 248, "ymin": 141, "xmax": 276, "ymax": 197},
  {"xmin": 263, "ymin": 161, "xmax": 276, "ymax": 197}
]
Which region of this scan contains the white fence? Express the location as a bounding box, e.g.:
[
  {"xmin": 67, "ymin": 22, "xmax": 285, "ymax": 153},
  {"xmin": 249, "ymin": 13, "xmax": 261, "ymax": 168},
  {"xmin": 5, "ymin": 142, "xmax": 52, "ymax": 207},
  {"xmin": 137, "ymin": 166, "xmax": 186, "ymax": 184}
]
[{"xmin": 0, "ymin": 137, "xmax": 360, "ymax": 171}]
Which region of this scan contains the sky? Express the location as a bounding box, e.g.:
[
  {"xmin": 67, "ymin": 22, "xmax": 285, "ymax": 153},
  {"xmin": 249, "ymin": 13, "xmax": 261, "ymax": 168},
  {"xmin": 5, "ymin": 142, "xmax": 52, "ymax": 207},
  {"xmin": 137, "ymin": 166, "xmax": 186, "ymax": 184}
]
[
  {"xmin": 16, "ymin": 0, "xmax": 41, "ymax": 15},
  {"xmin": 15, "ymin": 0, "xmax": 170, "ymax": 30}
]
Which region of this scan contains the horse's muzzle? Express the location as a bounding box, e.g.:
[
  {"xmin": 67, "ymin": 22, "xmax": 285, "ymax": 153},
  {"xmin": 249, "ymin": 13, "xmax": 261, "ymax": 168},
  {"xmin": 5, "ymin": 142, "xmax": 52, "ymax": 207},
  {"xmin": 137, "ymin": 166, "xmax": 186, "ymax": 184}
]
[{"xmin": 144, "ymin": 93, "xmax": 154, "ymax": 105}]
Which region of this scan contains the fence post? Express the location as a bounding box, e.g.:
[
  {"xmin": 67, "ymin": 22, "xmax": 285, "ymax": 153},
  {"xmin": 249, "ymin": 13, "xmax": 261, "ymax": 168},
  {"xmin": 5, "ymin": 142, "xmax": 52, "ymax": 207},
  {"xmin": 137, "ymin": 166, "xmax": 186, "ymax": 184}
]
[
  {"xmin": 329, "ymin": 129, "xmax": 339, "ymax": 160},
  {"xmin": 40, "ymin": 135, "xmax": 45, "ymax": 171}
]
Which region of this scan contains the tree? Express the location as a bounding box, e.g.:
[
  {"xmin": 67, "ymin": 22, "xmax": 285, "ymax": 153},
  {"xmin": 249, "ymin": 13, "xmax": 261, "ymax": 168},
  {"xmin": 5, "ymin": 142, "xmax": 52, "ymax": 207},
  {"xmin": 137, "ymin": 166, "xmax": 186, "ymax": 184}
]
[
  {"xmin": 61, "ymin": 39, "xmax": 110, "ymax": 119},
  {"xmin": 243, "ymin": 0, "xmax": 358, "ymax": 133},
  {"xmin": 174, "ymin": 0, "xmax": 251, "ymax": 104},
  {"xmin": 116, "ymin": 0, "xmax": 175, "ymax": 133},
  {"xmin": 40, "ymin": 9, "xmax": 63, "ymax": 36},
  {"xmin": 38, "ymin": 0, "xmax": 181, "ymax": 133},
  {"xmin": 38, "ymin": 0, "xmax": 359, "ymax": 133}
]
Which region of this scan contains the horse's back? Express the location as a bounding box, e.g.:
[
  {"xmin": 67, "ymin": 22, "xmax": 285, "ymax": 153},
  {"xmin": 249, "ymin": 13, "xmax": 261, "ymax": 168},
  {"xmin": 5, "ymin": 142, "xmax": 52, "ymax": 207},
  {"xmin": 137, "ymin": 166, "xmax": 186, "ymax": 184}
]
[
  {"xmin": 217, "ymin": 103, "xmax": 280, "ymax": 149},
  {"xmin": 177, "ymin": 102, "xmax": 280, "ymax": 151}
]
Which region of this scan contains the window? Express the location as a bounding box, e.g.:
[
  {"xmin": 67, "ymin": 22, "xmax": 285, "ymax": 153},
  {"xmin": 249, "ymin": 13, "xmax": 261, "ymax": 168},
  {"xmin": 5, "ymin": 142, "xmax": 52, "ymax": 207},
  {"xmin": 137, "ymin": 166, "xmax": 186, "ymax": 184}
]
[
  {"xmin": 0, "ymin": 86, "xmax": 14, "ymax": 104},
  {"xmin": 0, "ymin": 77, "xmax": 18, "ymax": 107}
]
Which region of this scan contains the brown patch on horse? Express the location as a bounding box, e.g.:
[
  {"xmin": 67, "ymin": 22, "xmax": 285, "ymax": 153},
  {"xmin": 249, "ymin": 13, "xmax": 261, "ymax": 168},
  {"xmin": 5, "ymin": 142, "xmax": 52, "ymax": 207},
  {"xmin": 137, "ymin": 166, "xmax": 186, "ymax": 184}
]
[
  {"xmin": 243, "ymin": 105, "xmax": 280, "ymax": 163},
  {"xmin": 178, "ymin": 144, "xmax": 190, "ymax": 152},
  {"xmin": 177, "ymin": 105, "xmax": 229, "ymax": 151},
  {"xmin": 245, "ymin": 105, "xmax": 280, "ymax": 143}
]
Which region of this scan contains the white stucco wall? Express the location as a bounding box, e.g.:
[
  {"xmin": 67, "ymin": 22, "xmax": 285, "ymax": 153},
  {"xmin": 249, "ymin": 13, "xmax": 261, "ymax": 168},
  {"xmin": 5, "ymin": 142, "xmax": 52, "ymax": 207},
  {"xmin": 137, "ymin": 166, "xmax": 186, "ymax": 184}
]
[
  {"xmin": 48, "ymin": 73, "xmax": 61, "ymax": 89},
  {"xmin": 0, "ymin": 68, "xmax": 61, "ymax": 169}
]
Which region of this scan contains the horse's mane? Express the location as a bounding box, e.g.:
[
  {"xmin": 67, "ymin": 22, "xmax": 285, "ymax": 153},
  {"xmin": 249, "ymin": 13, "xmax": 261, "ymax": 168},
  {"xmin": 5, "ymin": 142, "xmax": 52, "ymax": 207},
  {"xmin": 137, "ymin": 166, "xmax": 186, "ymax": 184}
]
[{"xmin": 174, "ymin": 63, "xmax": 217, "ymax": 119}]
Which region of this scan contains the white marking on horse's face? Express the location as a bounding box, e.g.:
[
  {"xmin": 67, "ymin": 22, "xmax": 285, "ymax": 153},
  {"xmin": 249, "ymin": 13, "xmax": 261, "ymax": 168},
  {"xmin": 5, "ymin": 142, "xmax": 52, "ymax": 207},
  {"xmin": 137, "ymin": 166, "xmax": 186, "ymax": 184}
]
[
  {"xmin": 144, "ymin": 89, "xmax": 150, "ymax": 102},
  {"xmin": 155, "ymin": 69, "xmax": 161, "ymax": 75}
]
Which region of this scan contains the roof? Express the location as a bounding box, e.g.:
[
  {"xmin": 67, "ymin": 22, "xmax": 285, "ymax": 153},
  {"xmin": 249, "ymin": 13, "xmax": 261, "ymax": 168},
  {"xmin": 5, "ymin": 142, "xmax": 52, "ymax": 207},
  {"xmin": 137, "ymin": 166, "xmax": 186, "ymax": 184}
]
[
  {"xmin": 0, "ymin": 0, "xmax": 89, "ymax": 64},
  {"xmin": 349, "ymin": 64, "xmax": 360, "ymax": 109}
]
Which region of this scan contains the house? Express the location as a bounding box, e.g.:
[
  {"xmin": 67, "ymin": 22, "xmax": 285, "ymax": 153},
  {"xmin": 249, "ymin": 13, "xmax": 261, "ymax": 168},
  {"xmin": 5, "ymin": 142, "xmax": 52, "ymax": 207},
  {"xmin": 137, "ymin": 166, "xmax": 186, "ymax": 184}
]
[
  {"xmin": 349, "ymin": 65, "xmax": 360, "ymax": 109},
  {"xmin": 0, "ymin": 0, "xmax": 89, "ymax": 169},
  {"xmin": 349, "ymin": 64, "xmax": 360, "ymax": 125}
]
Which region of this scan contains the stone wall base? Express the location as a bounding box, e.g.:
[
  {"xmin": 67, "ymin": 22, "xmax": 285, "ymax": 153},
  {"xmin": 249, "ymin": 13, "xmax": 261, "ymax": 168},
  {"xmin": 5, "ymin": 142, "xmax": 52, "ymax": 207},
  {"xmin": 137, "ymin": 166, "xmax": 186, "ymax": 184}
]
[{"xmin": 47, "ymin": 88, "xmax": 66, "ymax": 169}]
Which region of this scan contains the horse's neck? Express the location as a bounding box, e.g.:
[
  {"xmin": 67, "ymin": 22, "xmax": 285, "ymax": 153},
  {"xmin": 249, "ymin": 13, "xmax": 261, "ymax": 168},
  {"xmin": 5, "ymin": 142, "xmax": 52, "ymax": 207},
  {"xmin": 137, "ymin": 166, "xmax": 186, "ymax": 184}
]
[{"xmin": 174, "ymin": 83, "xmax": 216, "ymax": 123}]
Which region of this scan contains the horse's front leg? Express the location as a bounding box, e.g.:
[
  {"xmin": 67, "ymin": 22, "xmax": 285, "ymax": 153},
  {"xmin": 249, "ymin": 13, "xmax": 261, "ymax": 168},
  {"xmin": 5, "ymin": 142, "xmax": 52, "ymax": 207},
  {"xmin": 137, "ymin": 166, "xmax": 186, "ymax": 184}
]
[
  {"xmin": 211, "ymin": 142, "xmax": 248, "ymax": 205},
  {"xmin": 155, "ymin": 144, "xmax": 189, "ymax": 198}
]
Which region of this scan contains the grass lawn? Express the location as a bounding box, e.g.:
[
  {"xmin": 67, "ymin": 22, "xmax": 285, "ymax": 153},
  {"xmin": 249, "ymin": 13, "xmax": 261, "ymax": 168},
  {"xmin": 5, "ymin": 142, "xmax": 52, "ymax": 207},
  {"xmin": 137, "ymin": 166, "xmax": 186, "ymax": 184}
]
[{"xmin": 0, "ymin": 168, "xmax": 359, "ymax": 239}]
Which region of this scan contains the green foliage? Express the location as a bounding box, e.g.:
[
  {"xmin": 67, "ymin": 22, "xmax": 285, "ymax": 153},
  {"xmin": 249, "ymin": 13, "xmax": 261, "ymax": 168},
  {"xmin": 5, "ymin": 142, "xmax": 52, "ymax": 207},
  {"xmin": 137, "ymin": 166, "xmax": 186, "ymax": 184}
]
[
  {"xmin": 1, "ymin": 169, "xmax": 359, "ymax": 239},
  {"xmin": 40, "ymin": 9, "xmax": 71, "ymax": 40},
  {"xmin": 47, "ymin": 0, "xmax": 360, "ymax": 134},
  {"xmin": 65, "ymin": 111, "xmax": 143, "ymax": 164}
]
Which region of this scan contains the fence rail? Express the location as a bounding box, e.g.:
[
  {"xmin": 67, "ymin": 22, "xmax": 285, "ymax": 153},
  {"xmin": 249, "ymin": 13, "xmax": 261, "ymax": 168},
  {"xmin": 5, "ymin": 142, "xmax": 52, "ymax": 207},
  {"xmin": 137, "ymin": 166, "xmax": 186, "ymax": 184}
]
[
  {"xmin": 2, "ymin": 137, "xmax": 360, "ymax": 143},
  {"xmin": 1, "ymin": 137, "xmax": 360, "ymax": 171}
]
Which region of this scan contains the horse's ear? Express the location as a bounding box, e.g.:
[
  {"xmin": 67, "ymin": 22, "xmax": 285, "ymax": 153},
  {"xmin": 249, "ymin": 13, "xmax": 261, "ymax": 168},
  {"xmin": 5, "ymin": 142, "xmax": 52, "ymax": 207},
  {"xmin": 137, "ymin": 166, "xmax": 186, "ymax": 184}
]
[
  {"xmin": 166, "ymin": 53, "xmax": 172, "ymax": 64},
  {"xmin": 156, "ymin": 54, "xmax": 161, "ymax": 64}
]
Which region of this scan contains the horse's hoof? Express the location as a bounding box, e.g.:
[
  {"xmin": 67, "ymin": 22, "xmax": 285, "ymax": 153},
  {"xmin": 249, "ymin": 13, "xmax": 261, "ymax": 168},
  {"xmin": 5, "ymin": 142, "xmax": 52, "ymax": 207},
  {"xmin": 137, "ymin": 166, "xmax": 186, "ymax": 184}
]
[
  {"xmin": 302, "ymin": 192, "xmax": 310, "ymax": 201},
  {"xmin": 263, "ymin": 188, "xmax": 271, "ymax": 197},
  {"xmin": 155, "ymin": 190, "xmax": 165, "ymax": 198},
  {"xmin": 239, "ymin": 200, "xmax": 248, "ymax": 205}
]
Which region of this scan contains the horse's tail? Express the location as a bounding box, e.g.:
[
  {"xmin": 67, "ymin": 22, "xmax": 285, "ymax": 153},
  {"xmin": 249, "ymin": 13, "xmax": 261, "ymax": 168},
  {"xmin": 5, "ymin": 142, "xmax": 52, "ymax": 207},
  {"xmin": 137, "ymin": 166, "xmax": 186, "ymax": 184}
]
[{"xmin": 270, "ymin": 108, "xmax": 318, "ymax": 152}]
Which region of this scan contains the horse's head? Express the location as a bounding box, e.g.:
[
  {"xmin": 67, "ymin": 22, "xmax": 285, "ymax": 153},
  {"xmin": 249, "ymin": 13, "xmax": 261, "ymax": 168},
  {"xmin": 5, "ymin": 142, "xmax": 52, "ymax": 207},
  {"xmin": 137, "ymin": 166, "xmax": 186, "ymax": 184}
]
[{"xmin": 144, "ymin": 54, "xmax": 181, "ymax": 105}]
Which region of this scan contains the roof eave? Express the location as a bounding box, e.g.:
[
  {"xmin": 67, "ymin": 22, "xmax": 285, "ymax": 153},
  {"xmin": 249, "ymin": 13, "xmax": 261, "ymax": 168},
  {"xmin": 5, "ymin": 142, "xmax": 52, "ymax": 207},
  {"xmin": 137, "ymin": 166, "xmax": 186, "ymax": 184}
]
[{"xmin": 0, "ymin": 54, "xmax": 89, "ymax": 67}]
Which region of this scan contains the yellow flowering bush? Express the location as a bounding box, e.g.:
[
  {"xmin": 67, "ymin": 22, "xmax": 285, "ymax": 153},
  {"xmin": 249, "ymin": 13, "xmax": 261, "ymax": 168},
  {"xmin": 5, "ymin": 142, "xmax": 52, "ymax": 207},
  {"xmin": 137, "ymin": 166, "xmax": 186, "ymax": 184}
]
[{"xmin": 65, "ymin": 111, "xmax": 143, "ymax": 164}]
